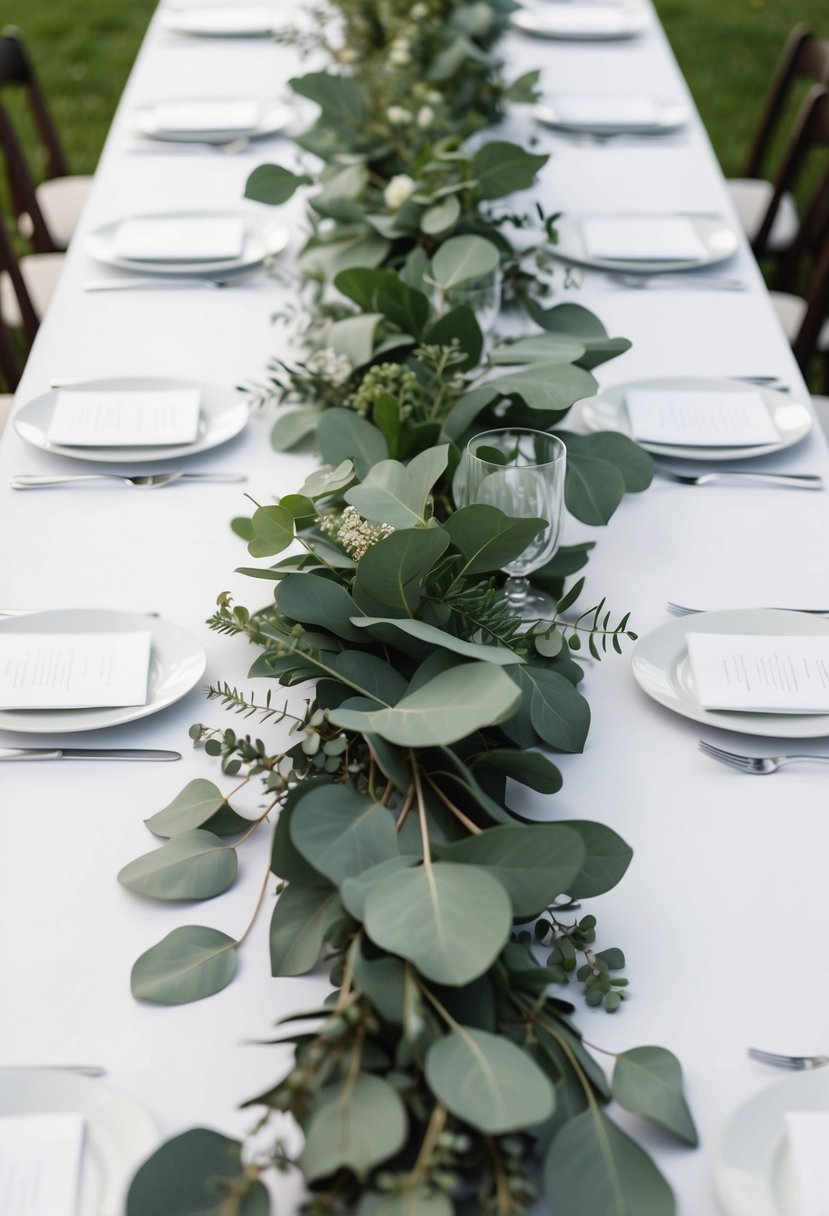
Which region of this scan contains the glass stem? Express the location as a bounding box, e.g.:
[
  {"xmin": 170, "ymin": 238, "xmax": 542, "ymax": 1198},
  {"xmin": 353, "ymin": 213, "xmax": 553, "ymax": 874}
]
[{"xmin": 504, "ymin": 577, "xmax": 532, "ymax": 609}]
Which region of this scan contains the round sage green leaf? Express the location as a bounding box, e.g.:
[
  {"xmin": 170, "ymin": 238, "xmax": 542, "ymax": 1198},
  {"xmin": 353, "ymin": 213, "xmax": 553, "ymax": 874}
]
[
  {"xmin": 290, "ymin": 783, "xmax": 399, "ymax": 884},
  {"xmin": 426, "ymin": 1027, "xmax": 554, "ymax": 1133},
  {"xmin": 340, "ymin": 855, "xmax": 418, "ymax": 921},
  {"xmin": 421, "ymin": 194, "xmax": 461, "ymax": 236},
  {"xmin": 430, "ymin": 234, "xmax": 499, "ymax": 288},
  {"xmin": 131, "ymin": 926, "xmax": 236, "ymax": 1006},
  {"xmin": 276, "ymin": 572, "xmax": 366, "ymax": 642},
  {"xmin": 270, "ymin": 407, "xmax": 320, "ymax": 451},
  {"xmin": 117, "ymin": 829, "xmax": 237, "ymax": 901},
  {"xmin": 247, "ymin": 504, "xmax": 295, "ymax": 558},
  {"xmin": 127, "ymin": 1128, "xmax": 269, "ymax": 1216},
  {"xmin": 544, "ymin": 1109, "xmax": 675, "ymax": 1216},
  {"xmin": 564, "ymin": 449, "xmax": 627, "ymax": 527},
  {"xmin": 612, "ymin": 1046, "xmax": 698, "ymax": 1146},
  {"xmin": 144, "ymin": 779, "xmax": 248, "ymax": 838},
  {"xmin": 432, "ymin": 824, "xmax": 585, "ymax": 917},
  {"xmin": 558, "ymin": 820, "xmax": 633, "ymax": 898},
  {"xmin": 364, "ymin": 863, "xmax": 511, "ymax": 986},
  {"xmin": 317, "ymin": 408, "xmax": 389, "ymax": 479},
  {"xmin": 301, "ymin": 1075, "xmax": 407, "ymax": 1183}
]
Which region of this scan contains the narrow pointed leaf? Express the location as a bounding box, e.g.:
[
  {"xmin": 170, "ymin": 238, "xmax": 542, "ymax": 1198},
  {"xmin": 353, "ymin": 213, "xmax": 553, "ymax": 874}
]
[{"xmin": 269, "ymin": 884, "xmax": 343, "ymax": 976}]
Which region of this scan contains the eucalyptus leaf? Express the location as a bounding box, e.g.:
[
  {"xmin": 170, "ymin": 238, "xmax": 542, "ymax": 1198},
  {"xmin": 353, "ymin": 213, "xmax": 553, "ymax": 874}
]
[
  {"xmin": 505, "ymin": 666, "xmax": 591, "ymax": 753},
  {"xmin": 127, "ymin": 1128, "xmax": 269, "ymax": 1216},
  {"xmin": 341, "ymin": 856, "xmax": 418, "ymax": 921},
  {"xmin": 131, "ymin": 926, "xmax": 236, "ymax": 1005},
  {"xmin": 317, "ymin": 408, "xmax": 388, "ymax": 479},
  {"xmin": 297, "ymin": 458, "xmax": 355, "ymax": 499},
  {"xmin": 326, "ymin": 313, "xmax": 383, "ymax": 369},
  {"xmin": 276, "ymin": 573, "xmax": 366, "ymax": 642},
  {"xmin": 247, "ymin": 504, "xmax": 295, "ymax": 559},
  {"xmin": 433, "ymin": 824, "xmax": 585, "ymax": 917},
  {"xmin": 559, "ymin": 430, "xmax": 653, "ymax": 493},
  {"xmin": 470, "ymin": 141, "xmax": 548, "ymax": 200},
  {"xmin": 290, "ymin": 783, "xmax": 399, "ymax": 884},
  {"xmin": 345, "ymin": 445, "xmax": 448, "ymax": 528},
  {"xmin": 421, "ymin": 194, "xmax": 461, "ymax": 235},
  {"xmin": 471, "ymin": 748, "xmax": 563, "ymax": 794},
  {"xmin": 486, "ymin": 362, "xmax": 596, "ymax": 416},
  {"xmin": 271, "ymin": 780, "xmax": 331, "ymax": 887},
  {"xmin": 364, "ymin": 862, "xmax": 512, "ymax": 985},
  {"xmin": 118, "ymin": 830, "xmax": 237, "ymax": 901},
  {"xmin": 426, "ymin": 1027, "xmax": 554, "ymax": 1132},
  {"xmin": 544, "ymin": 1109, "xmax": 675, "ymax": 1216},
  {"xmin": 351, "ymin": 616, "xmax": 523, "ymax": 665},
  {"xmin": 558, "ymin": 820, "xmax": 633, "ymax": 898},
  {"xmin": 430, "ymin": 235, "xmax": 499, "ymax": 288},
  {"xmin": 490, "ymin": 334, "xmax": 584, "ymax": 365},
  {"xmin": 612, "ymin": 1046, "xmax": 698, "ymax": 1146},
  {"xmin": 444, "ymin": 504, "xmax": 546, "ymax": 576},
  {"xmin": 302, "ymin": 1076, "xmax": 407, "ymax": 1183},
  {"xmin": 332, "ymin": 661, "xmax": 521, "ymax": 747},
  {"xmin": 270, "ymin": 884, "xmax": 343, "ymax": 976},
  {"xmin": 290, "ymin": 71, "xmax": 365, "ymax": 126},
  {"xmin": 334, "ymin": 268, "xmax": 430, "ymax": 339},
  {"xmin": 245, "ymin": 163, "xmax": 313, "ymax": 205},
  {"xmin": 144, "ymin": 779, "xmax": 248, "ymax": 838},
  {"xmin": 352, "ymin": 527, "xmax": 450, "ymax": 616},
  {"xmin": 423, "ymin": 304, "xmax": 483, "ymax": 371}
]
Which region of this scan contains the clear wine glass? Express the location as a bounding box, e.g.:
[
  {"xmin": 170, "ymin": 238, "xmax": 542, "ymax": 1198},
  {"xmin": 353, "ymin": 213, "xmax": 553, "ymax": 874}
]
[{"xmin": 452, "ymin": 428, "xmax": 567, "ymax": 618}]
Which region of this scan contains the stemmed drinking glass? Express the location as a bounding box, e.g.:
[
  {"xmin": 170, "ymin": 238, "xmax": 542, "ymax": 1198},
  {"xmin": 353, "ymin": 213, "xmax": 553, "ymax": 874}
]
[{"xmin": 452, "ymin": 428, "xmax": 567, "ymax": 618}]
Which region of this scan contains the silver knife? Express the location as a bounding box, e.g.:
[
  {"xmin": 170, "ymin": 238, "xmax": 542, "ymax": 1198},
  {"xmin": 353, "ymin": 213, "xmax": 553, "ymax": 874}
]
[
  {"xmin": 0, "ymin": 748, "xmax": 181, "ymax": 761},
  {"xmin": 654, "ymin": 465, "xmax": 824, "ymax": 490}
]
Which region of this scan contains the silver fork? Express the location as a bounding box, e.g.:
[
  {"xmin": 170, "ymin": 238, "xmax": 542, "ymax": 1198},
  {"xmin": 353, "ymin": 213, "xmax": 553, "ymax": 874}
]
[
  {"xmin": 606, "ymin": 272, "xmax": 747, "ymax": 292},
  {"xmin": 668, "ymin": 602, "xmax": 829, "ymax": 617},
  {"xmin": 748, "ymin": 1047, "xmax": 829, "ymax": 1070},
  {"xmin": 654, "ymin": 466, "xmax": 823, "ymax": 489},
  {"xmin": 699, "ymin": 741, "xmax": 829, "ymax": 775},
  {"xmin": 11, "ymin": 472, "xmax": 246, "ymax": 490}
]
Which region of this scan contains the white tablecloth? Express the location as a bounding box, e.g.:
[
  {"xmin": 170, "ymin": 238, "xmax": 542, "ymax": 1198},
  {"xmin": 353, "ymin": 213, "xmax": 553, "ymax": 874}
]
[{"xmin": 2, "ymin": 4, "xmax": 827, "ymax": 1212}]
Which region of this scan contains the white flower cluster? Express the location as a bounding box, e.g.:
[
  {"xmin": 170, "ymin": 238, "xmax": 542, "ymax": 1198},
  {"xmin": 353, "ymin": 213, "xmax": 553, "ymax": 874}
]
[
  {"xmin": 305, "ymin": 348, "xmax": 353, "ymax": 387},
  {"xmin": 320, "ymin": 506, "xmax": 394, "ymax": 560},
  {"xmin": 384, "ymin": 173, "xmax": 416, "ymax": 210}
]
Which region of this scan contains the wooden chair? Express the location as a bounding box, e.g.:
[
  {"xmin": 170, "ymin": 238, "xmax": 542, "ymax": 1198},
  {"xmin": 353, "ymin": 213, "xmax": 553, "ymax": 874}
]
[
  {"xmin": 0, "ymin": 206, "xmax": 63, "ymax": 389},
  {"xmin": 0, "ymin": 28, "xmax": 92, "ymax": 252},
  {"xmin": 728, "ymin": 25, "xmax": 829, "ymax": 257}
]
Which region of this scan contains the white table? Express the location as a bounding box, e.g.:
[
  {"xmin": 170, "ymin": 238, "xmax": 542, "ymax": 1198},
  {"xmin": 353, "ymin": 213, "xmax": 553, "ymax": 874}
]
[{"xmin": 2, "ymin": 3, "xmax": 827, "ymax": 1212}]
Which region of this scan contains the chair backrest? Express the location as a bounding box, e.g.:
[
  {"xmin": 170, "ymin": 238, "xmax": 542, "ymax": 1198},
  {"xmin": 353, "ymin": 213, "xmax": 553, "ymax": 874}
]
[
  {"xmin": 0, "ymin": 209, "xmax": 37, "ymax": 389},
  {"xmin": 0, "ymin": 28, "xmax": 69, "ymax": 253},
  {"xmin": 744, "ymin": 25, "xmax": 829, "ymax": 179},
  {"xmin": 754, "ymin": 85, "xmax": 829, "ymax": 269},
  {"xmin": 788, "ymin": 173, "xmax": 829, "ymax": 384}
]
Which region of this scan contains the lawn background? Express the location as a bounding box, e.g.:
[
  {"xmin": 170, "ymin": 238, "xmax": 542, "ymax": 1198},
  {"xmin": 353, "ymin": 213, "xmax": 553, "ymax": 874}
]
[{"xmin": 0, "ymin": 0, "xmax": 827, "ymax": 181}]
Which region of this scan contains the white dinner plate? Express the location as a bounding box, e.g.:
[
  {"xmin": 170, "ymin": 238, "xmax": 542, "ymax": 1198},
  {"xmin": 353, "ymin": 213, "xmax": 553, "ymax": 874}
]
[
  {"xmin": 512, "ymin": 3, "xmax": 648, "ymax": 41},
  {"xmin": 14, "ymin": 376, "xmax": 250, "ymax": 463},
  {"xmin": 134, "ymin": 98, "xmax": 290, "ymax": 143},
  {"xmin": 533, "ymin": 96, "xmax": 688, "ymax": 136},
  {"xmin": 581, "ymin": 377, "xmax": 812, "ymax": 460},
  {"xmin": 714, "ymin": 1070, "xmax": 829, "ymax": 1216},
  {"xmin": 161, "ymin": 6, "xmax": 278, "ymax": 37},
  {"xmin": 0, "ymin": 610, "xmax": 206, "ymax": 735},
  {"xmin": 549, "ymin": 212, "xmax": 739, "ymax": 274},
  {"xmin": 86, "ymin": 210, "xmax": 289, "ymax": 279},
  {"xmin": 632, "ymin": 609, "xmax": 829, "ymax": 739},
  {"xmin": 0, "ymin": 1070, "xmax": 158, "ymax": 1216}
]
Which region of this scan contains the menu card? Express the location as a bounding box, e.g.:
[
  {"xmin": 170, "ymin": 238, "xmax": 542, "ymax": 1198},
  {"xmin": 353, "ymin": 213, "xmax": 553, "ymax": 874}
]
[
  {"xmin": 48, "ymin": 388, "xmax": 201, "ymax": 447},
  {"xmin": 0, "ymin": 632, "xmax": 152, "ymax": 709},
  {"xmin": 535, "ymin": 4, "xmax": 629, "ymax": 33},
  {"xmin": 581, "ymin": 217, "xmax": 708, "ymax": 261},
  {"xmin": 687, "ymin": 633, "xmax": 829, "ymax": 713},
  {"xmin": 625, "ymin": 389, "xmax": 781, "ymax": 447},
  {"xmin": 553, "ymin": 95, "xmax": 661, "ymax": 127},
  {"xmin": 113, "ymin": 217, "xmax": 246, "ymax": 262},
  {"xmin": 0, "ymin": 1113, "xmax": 85, "ymax": 1216},
  {"xmin": 786, "ymin": 1112, "xmax": 829, "ymax": 1216},
  {"xmin": 152, "ymin": 101, "xmax": 261, "ymax": 133}
]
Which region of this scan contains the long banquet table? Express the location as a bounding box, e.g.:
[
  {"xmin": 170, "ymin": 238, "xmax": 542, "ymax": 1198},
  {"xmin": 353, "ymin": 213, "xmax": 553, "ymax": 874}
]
[{"xmin": 2, "ymin": 3, "xmax": 828, "ymax": 1212}]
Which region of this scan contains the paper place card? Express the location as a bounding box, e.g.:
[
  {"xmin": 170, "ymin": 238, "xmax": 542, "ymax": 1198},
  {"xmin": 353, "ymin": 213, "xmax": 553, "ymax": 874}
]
[
  {"xmin": 152, "ymin": 100, "xmax": 261, "ymax": 133},
  {"xmin": 0, "ymin": 632, "xmax": 152, "ymax": 709},
  {"xmin": 47, "ymin": 388, "xmax": 201, "ymax": 447},
  {"xmin": 0, "ymin": 1112, "xmax": 85, "ymax": 1216},
  {"xmin": 786, "ymin": 1111, "xmax": 829, "ymax": 1216},
  {"xmin": 687, "ymin": 633, "xmax": 829, "ymax": 713},
  {"xmin": 554, "ymin": 95, "xmax": 661, "ymax": 127},
  {"xmin": 113, "ymin": 217, "xmax": 246, "ymax": 262},
  {"xmin": 625, "ymin": 389, "xmax": 781, "ymax": 447},
  {"xmin": 537, "ymin": 4, "xmax": 628, "ymax": 33},
  {"xmin": 581, "ymin": 217, "xmax": 708, "ymax": 262}
]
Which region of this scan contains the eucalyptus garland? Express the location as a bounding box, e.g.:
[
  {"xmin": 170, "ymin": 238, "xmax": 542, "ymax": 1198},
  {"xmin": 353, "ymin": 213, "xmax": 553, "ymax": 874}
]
[{"xmin": 125, "ymin": 3, "xmax": 697, "ymax": 1214}]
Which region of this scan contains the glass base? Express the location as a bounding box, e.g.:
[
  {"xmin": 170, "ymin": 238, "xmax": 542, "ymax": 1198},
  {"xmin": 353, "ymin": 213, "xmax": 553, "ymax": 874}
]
[{"xmin": 503, "ymin": 577, "xmax": 558, "ymax": 623}]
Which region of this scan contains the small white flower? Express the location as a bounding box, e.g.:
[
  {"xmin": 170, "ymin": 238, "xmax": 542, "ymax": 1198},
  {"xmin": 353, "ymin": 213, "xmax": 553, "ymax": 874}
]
[
  {"xmin": 386, "ymin": 105, "xmax": 413, "ymax": 125},
  {"xmin": 338, "ymin": 46, "xmax": 357, "ymax": 63},
  {"xmin": 425, "ymin": 89, "xmax": 442, "ymax": 106},
  {"xmin": 384, "ymin": 174, "xmax": 416, "ymax": 211},
  {"xmin": 306, "ymin": 348, "xmax": 352, "ymax": 386},
  {"xmin": 410, "ymin": 2, "xmax": 428, "ymax": 16},
  {"xmin": 416, "ymin": 105, "xmax": 435, "ymax": 128},
  {"xmin": 389, "ymin": 37, "xmax": 411, "ymax": 66}
]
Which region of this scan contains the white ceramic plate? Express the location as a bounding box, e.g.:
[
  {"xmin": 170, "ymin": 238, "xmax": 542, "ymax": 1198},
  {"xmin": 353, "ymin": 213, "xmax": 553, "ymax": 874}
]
[
  {"xmin": 0, "ymin": 1070, "xmax": 158, "ymax": 1216},
  {"xmin": 512, "ymin": 3, "xmax": 648, "ymax": 41},
  {"xmin": 86, "ymin": 210, "xmax": 288, "ymax": 279},
  {"xmin": 632, "ymin": 609, "xmax": 829, "ymax": 739},
  {"xmin": 550, "ymin": 212, "xmax": 738, "ymax": 274},
  {"xmin": 161, "ymin": 6, "xmax": 278, "ymax": 37},
  {"xmin": 134, "ymin": 98, "xmax": 290, "ymax": 143},
  {"xmin": 0, "ymin": 610, "xmax": 206, "ymax": 735},
  {"xmin": 582, "ymin": 377, "xmax": 812, "ymax": 460},
  {"xmin": 15, "ymin": 376, "xmax": 250, "ymax": 464},
  {"xmin": 533, "ymin": 96, "xmax": 688, "ymax": 136},
  {"xmin": 715, "ymin": 1070, "xmax": 829, "ymax": 1216}
]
